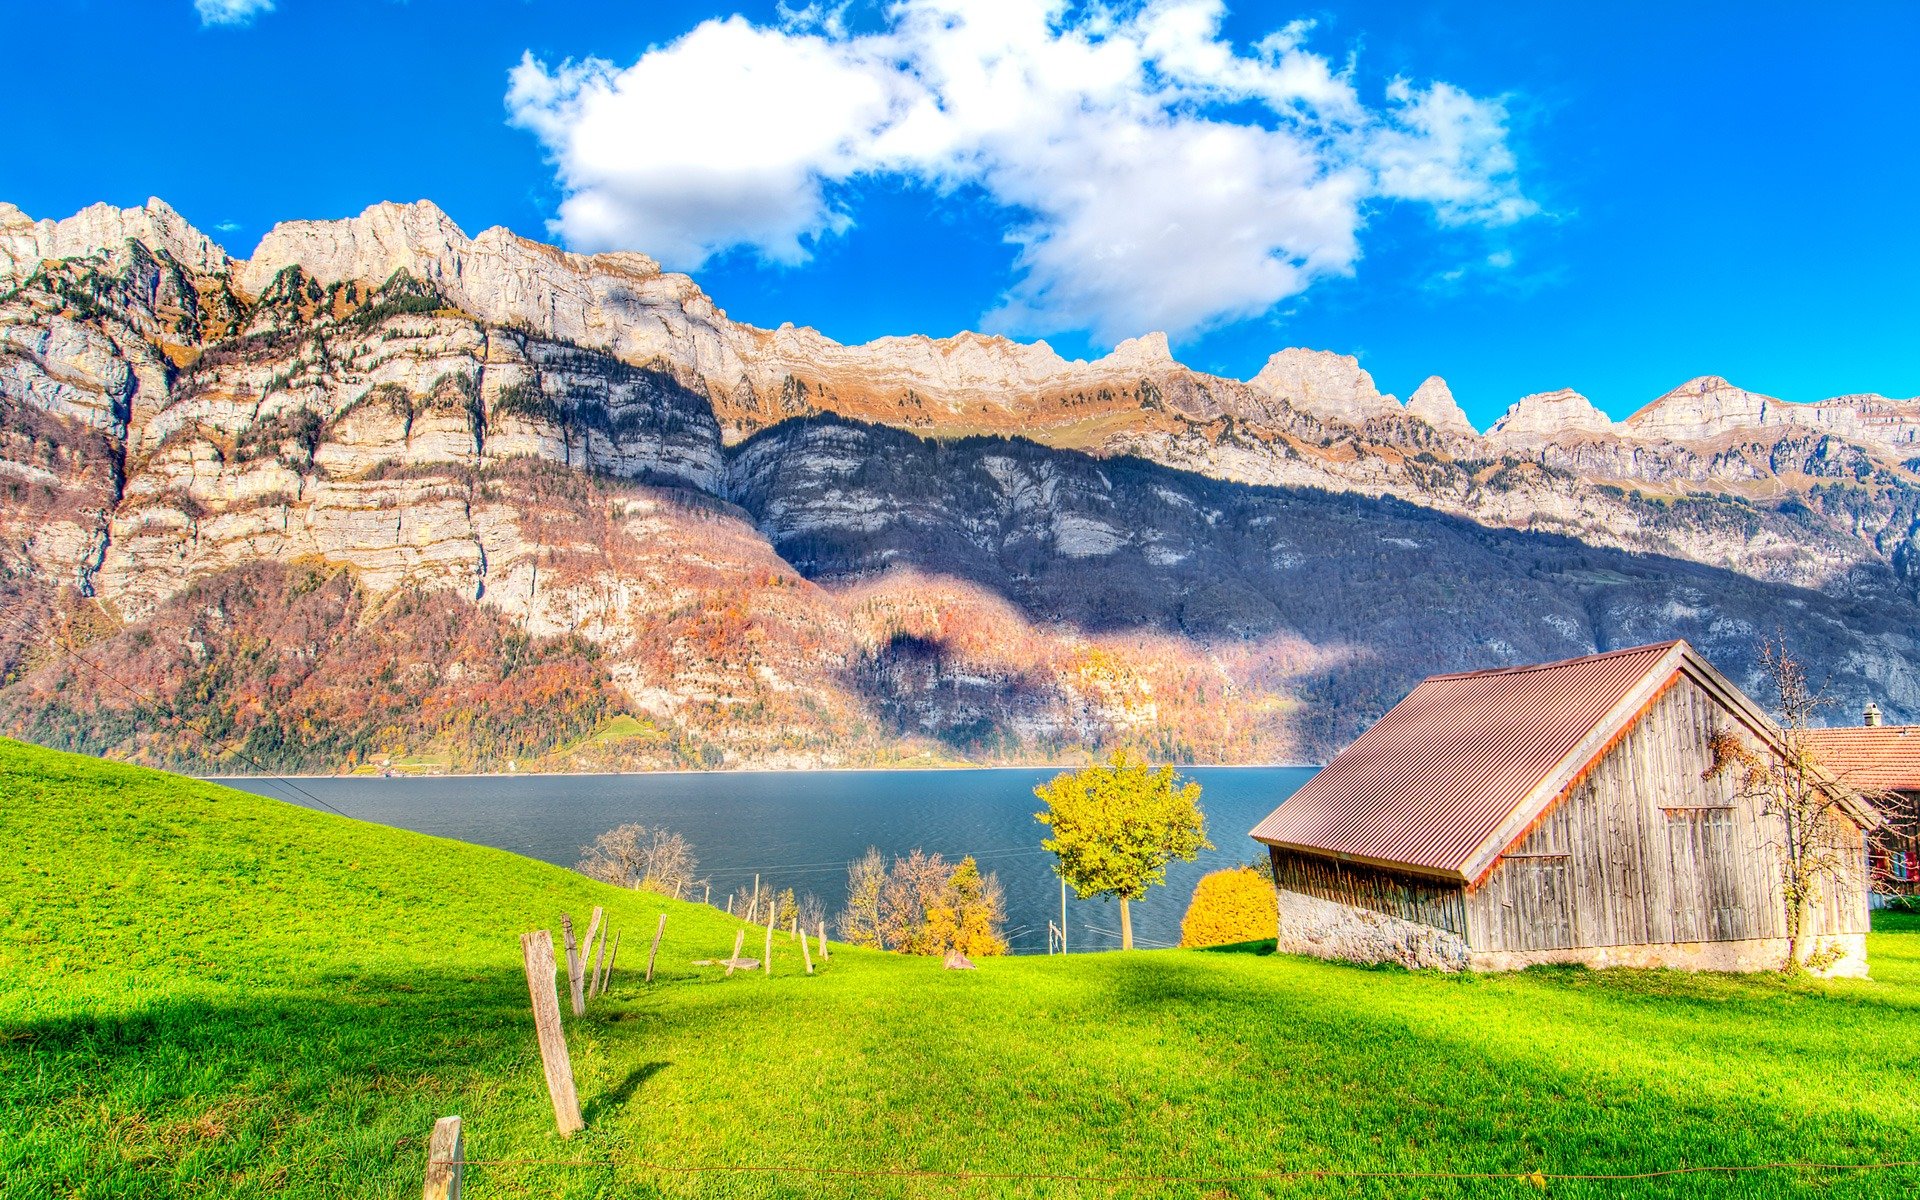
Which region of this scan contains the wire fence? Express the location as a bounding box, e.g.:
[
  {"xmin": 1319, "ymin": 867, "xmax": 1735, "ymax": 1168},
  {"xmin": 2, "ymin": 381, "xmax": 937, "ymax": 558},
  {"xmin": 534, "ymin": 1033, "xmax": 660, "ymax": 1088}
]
[{"xmin": 429, "ymin": 1150, "xmax": 1920, "ymax": 1187}]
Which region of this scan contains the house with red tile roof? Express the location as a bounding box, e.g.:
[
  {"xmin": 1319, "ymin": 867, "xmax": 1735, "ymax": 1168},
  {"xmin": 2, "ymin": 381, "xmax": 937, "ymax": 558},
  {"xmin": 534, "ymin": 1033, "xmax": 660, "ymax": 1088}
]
[
  {"xmin": 1251, "ymin": 641, "xmax": 1877, "ymax": 975},
  {"xmin": 1806, "ymin": 714, "xmax": 1920, "ymax": 897}
]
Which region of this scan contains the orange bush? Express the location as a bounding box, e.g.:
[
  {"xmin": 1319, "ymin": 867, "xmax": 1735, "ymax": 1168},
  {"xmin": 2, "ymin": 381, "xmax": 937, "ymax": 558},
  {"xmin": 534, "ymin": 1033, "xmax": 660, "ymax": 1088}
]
[{"xmin": 1179, "ymin": 865, "xmax": 1277, "ymax": 949}]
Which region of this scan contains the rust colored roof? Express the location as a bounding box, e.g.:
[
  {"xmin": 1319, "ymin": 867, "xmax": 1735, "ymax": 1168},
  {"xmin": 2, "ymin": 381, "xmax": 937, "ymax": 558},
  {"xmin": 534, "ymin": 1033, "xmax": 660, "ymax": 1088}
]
[
  {"xmin": 1251, "ymin": 642, "xmax": 1695, "ymax": 881},
  {"xmin": 1803, "ymin": 726, "xmax": 1920, "ymax": 792}
]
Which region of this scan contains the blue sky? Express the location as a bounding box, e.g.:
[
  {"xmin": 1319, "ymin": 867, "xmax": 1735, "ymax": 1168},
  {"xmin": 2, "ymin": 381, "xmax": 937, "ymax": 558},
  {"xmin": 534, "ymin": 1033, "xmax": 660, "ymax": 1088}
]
[{"xmin": 6, "ymin": 1, "xmax": 1916, "ymax": 428}]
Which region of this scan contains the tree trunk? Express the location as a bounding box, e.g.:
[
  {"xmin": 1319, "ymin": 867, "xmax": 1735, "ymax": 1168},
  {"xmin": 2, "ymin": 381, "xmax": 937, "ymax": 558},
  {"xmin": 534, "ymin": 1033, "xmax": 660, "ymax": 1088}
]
[{"xmin": 1119, "ymin": 898, "xmax": 1133, "ymax": 951}]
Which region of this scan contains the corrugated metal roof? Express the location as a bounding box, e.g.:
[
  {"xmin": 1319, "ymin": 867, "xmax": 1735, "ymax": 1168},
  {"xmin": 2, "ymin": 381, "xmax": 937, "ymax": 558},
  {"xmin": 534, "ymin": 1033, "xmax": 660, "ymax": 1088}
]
[
  {"xmin": 1250, "ymin": 642, "xmax": 1685, "ymax": 879},
  {"xmin": 1803, "ymin": 726, "xmax": 1920, "ymax": 792}
]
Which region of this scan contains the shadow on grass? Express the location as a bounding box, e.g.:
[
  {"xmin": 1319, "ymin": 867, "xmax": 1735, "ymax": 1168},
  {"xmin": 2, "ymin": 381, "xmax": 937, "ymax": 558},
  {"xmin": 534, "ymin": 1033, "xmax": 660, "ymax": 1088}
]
[
  {"xmin": 0, "ymin": 962, "xmax": 732, "ymax": 1198},
  {"xmin": 10, "ymin": 950, "xmax": 1920, "ymax": 1199},
  {"xmin": 1191, "ymin": 938, "xmax": 1276, "ymax": 955},
  {"xmin": 1060, "ymin": 950, "xmax": 1920, "ymax": 1195},
  {"xmin": 584, "ymin": 1060, "xmax": 670, "ymax": 1123}
]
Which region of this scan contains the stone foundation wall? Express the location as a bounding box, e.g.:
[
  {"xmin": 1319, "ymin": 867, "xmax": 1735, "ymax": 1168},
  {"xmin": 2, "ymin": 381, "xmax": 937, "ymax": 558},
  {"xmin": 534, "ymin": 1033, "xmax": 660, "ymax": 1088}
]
[
  {"xmin": 1468, "ymin": 932, "xmax": 1869, "ymax": 978},
  {"xmin": 1276, "ymin": 883, "xmax": 1871, "ymax": 977},
  {"xmin": 1276, "ymin": 888, "xmax": 1471, "ymax": 971}
]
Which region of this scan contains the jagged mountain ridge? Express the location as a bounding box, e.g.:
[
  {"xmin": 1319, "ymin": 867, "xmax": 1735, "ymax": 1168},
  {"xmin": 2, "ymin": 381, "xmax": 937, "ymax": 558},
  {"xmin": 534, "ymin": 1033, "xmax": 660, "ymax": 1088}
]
[
  {"xmin": 10, "ymin": 198, "xmax": 1919, "ymax": 450},
  {"xmin": 2, "ymin": 196, "xmax": 1918, "ymax": 771}
]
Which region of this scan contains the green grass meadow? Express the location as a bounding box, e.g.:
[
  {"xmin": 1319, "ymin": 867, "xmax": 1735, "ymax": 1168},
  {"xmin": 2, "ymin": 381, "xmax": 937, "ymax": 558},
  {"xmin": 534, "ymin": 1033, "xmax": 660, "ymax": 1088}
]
[{"xmin": 3, "ymin": 737, "xmax": 1918, "ymax": 1197}]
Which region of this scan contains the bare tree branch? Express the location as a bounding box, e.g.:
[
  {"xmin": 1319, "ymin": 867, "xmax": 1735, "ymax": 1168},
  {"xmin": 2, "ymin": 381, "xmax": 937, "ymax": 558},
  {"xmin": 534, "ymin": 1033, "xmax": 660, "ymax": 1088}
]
[{"xmin": 1706, "ymin": 637, "xmax": 1870, "ymax": 971}]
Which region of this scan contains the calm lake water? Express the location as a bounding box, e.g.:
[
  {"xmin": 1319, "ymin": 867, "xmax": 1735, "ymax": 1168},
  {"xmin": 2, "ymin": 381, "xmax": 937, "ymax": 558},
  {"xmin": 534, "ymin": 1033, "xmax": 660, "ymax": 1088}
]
[{"xmin": 219, "ymin": 766, "xmax": 1314, "ymax": 953}]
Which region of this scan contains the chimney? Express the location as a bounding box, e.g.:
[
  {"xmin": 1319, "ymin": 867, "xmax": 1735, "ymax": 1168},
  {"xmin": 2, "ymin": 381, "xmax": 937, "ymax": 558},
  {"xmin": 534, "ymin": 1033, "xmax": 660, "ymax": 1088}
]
[{"xmin": 1864, "ymin": 701, "xmax": 1883, "ymax": 727}]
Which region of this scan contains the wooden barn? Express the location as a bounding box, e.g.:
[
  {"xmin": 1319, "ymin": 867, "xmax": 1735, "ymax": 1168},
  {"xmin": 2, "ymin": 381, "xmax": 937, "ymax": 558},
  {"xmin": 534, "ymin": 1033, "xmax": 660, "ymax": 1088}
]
[
  {"xmin": 1250, "ymin": 641, "xmax": 1876, "ymax": 975},
  {"xmin": 1806, "ymin": 711, "xmax": 1920, "ymax": 898}
]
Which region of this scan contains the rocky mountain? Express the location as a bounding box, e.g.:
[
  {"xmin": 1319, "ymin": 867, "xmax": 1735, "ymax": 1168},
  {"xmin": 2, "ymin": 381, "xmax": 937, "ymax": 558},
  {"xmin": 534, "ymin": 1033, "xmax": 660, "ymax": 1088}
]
[{"xmin": 3, "ymin": 197, "xmax": 1918, "ymax": 772}]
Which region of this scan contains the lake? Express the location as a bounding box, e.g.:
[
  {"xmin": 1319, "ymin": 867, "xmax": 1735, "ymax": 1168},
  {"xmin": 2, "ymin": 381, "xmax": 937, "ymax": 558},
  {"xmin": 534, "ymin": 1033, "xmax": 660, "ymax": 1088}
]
[{"xmin": 219, "ymin": 766, "xmax": 1314, "ymax": 953}]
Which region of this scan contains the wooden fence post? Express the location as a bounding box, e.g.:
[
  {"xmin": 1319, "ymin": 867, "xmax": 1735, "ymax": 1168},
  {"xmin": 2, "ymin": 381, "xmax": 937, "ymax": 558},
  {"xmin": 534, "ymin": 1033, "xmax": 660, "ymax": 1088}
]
[
  {"xmin": 423, "ymin": 1115, "xmax": 462, "ymax": 1200},
  {"xmin": 818, "ymin": 919, "xmax": 829, "ymax": 962},
  {"xmin": 725, "ymin": 929, "xmax": 746, "ymax": 977},
  {"xmin": 601, "ymin": 932, "xmax": 621, "ymax": 996},
  {"xmin": 583, "ymin": 907, "xmax": 604, "ymax": 997},
  {"xmin": 764, "ymin": 902, "xmax": 776, "ymax": 977},
  {"xmin": 646, "ymin": 913, "xmax": 666, "ymax": 983},
  {"xmin": 801, "ymin": 930, "xmax": 814, "ymax": 975},
  {"xmin": 704, "ymin": 881, "xmax": 712, "ymax": 905},
  {"xmin": 590, "ymin": 924, "xmax": 609, "ymax": 1000},
  {"xmin": 519, "ymin": 931, "xmax": 584, "ymax": 1136},
  {"xmin": 750, "ymin": 875, "xmax": 761, "ymax": 924},
  {"xmin": 596, "ymin": 928, "xmax": 614, "ymax": 996},
  {"xmin": 727, "ymin": 894, "xmax": 734, "ymax": 916},
  {"xmin": 561, "ymin": 914, "xmax": 585, "ymax": 1018}
]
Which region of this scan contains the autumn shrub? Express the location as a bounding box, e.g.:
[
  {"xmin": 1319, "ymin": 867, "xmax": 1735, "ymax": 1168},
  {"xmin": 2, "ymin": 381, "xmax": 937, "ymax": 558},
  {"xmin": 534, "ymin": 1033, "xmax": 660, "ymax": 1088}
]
[
  {"xmin": 839, "ymin": 846, "xmax": 1006, "ymax": 956},
  {"xmin": 1179, "ymin": 865, "xmax": 1276, "ymax": 948}
]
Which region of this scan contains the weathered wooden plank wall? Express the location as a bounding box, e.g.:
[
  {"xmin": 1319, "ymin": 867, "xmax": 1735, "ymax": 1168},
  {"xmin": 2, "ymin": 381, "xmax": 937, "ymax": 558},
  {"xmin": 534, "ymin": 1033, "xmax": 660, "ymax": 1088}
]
[
  {"xmin": 1465, "ymin": 673, "xmax": 1869, "ymax": 952},
  {"xmin": 1270, "ymin": 849, "xmax": 1468, "ymax": 935}
]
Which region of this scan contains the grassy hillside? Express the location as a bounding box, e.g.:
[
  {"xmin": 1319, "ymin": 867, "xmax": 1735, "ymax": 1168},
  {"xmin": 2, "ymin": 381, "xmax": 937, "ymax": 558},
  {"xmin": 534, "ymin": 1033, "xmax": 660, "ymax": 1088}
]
[{"xmin": 2, "ymin": 738, "xmax": 1918, "ymax": 1198}]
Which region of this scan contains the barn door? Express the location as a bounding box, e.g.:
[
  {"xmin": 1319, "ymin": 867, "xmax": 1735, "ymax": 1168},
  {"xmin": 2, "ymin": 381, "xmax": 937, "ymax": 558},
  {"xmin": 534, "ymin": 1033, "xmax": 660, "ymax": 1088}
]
[
  {"xmin": 1666, "ymin": 809, "xmax": 1746, "ymax": 942},
  {"xmin": 1500, "ymin": 858, "xmax": 1574, "ymax": 950}
]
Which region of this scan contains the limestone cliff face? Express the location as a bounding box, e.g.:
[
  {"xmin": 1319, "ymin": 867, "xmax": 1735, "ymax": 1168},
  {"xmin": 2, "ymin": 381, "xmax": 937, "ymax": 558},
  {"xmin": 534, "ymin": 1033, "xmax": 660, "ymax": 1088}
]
[
  {"xmin": 0, "ymin": 198, "xmax": 230, "ymax": 282},
  {"xmin": 4, "ymin": 195, "xmax": 1920, "ymax": 772}
]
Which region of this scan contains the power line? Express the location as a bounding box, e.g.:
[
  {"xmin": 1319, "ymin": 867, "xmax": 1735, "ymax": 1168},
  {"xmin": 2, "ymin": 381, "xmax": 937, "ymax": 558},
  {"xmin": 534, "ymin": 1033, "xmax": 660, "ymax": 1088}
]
[
  {"xmin": 1081, "ymin": 924, "xmax": 1178, "ymax": 948},
  {"xmin": 701, "ymin": 846, "xmax": 1051, "ymax": 878},
  {"xmin": 0, "ymin": 605, "xmax": 356, "ymax": 821}
]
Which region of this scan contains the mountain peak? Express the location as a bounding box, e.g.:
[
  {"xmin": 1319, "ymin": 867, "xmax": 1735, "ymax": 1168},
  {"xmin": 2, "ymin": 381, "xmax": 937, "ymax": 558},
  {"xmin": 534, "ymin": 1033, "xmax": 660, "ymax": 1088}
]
[
  {"xmin": 1406, "ymin": 376, "xmax": 1476, "ymax": 435},
  {"xmin": 1622, "ymin": 376, "xmax": 1776, "ymax": 441},
  {"xmin": 1489, "ymin": 387, "xmax": 1615, "ymax": 442},
  {"xmin": 1100, "ymin": 331, "xmax": 1175, "ymax": 371},
  {"xmin": 240, "ymin": 199, "xmax": 472, "ymax": 295},
  {"xmin": 1620, "ymin": 375, "xmax": 1920, "ymax": 451},
  {"xmin": 1248, "ymin": 348, "xmax": 1399, "ymax": 423}
]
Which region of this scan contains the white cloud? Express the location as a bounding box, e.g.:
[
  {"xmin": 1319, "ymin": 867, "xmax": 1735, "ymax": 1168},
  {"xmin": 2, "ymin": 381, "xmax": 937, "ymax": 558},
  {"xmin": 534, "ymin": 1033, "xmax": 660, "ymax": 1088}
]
[
  {"xmin": 196, "ymin": 0, "xmax": 274, "ymax": 26},
  {"xmin": 508, "ymin": 0, "xmax": 1536, "ymax": 344}
]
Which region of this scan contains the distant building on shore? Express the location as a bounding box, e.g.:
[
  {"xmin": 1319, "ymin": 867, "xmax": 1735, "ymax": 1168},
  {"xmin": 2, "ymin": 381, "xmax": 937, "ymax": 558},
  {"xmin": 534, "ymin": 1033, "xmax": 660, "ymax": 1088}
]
[{"xmin": 1250, "ymin": 641, "xmax": 1876, "ymax": 975}]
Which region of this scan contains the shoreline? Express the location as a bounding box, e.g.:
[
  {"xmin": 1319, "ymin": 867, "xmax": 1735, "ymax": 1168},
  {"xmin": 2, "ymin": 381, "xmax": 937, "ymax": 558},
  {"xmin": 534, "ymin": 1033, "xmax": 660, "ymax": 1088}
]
[{"xmin": 203, "ymin": 762, "xmax": 1320, "ymax": 782}]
